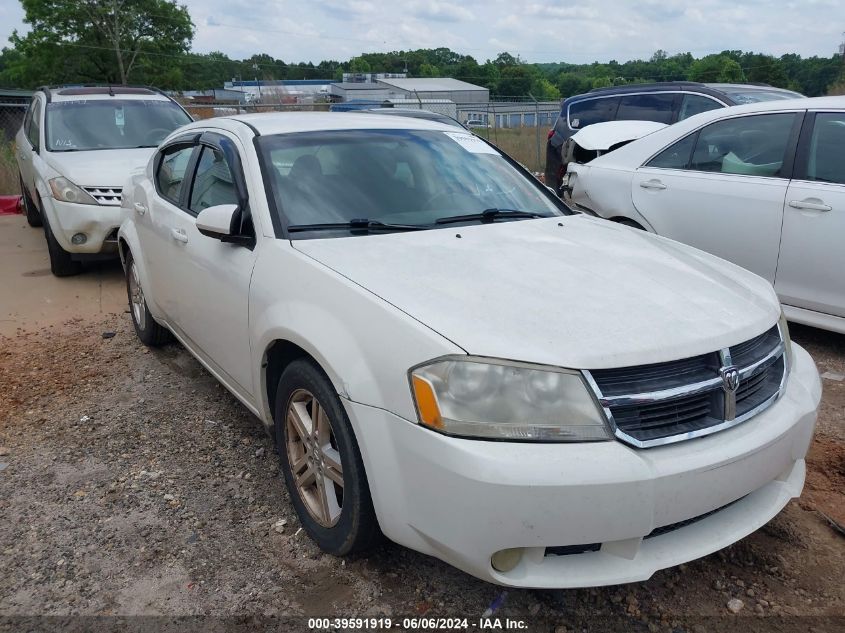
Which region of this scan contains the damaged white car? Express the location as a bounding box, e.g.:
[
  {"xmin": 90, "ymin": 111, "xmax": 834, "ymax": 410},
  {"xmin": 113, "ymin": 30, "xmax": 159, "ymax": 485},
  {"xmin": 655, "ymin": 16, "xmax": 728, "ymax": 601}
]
[{"xmin": 564, "ymin": 96, "xmax": 845, "ymax": 334}]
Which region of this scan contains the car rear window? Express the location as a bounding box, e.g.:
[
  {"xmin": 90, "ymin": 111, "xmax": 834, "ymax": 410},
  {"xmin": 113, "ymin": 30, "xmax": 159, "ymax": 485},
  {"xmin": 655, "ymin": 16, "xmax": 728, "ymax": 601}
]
[
  {"xmin": 567, "ymin": 97, "xmax": 619, "ymax": 130},
  {"xmin": 717, "ymin": 87, "xmax": 805, "ymax": 104}
]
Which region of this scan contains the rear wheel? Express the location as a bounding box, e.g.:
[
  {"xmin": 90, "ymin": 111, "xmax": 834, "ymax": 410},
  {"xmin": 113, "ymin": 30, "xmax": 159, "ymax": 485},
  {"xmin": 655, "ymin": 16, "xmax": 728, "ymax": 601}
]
[
  {"xmin": 19, "ymin": 176, "xmax": 42, "ymax": 227},
  {"xmin": 125, "ymin": 250, "xmax": 171, "ymax": 346},
  {"xmin": 43, "ymin": 214, "xmax": 82, "ymax": 277},
  {"xmin": 275, "ymin": 359, "xmax": 380, "ymax": 555}
]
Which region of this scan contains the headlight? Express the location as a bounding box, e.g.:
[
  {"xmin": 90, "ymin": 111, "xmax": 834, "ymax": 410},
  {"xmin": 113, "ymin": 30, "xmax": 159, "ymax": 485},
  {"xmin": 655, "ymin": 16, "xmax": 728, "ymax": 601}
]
[
  {"xmin": 49, "ymin": 177, "xmax": 98, "ymax": 205},
  {"xmin": 409, "ymin": 357, "xmax": 611, "ymax": 441},
  {"xmin": 778, "ymin": 309, "xmax": 794, "ymax": 372}
]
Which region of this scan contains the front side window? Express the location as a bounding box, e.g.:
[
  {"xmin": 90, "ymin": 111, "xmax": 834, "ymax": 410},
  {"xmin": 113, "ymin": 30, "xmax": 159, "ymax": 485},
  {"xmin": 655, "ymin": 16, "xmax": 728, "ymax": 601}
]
[
  {"xmin": 689, "ymin": 113, "xmax": 797, "ymax": 177},
  {"xmin": 46, "ymin": 100, "xmax": 191, "ymax": 152},
  {"xmin": 189, "ymin": 146, "xmax": 238, "ymax": 213},
  {"xmin": 805, "ymin": 113, "xmax": 845, "ymax": 185},
  {"xmin": 156, "ymin": 145, "xmax": 195, "ymax": 205},
  {"xmin": 568, "ymin": 97, "xmax": 620, "ymax": 129},
  {"xmin": 27, "ymin": 98, "xmax": 42, "ymax": 150},
  {"xmin": 257, "ymin": 129, "xmax": 564, "ymax": 238},
  {"xmin": 678, "ymin": 94, "xmax": 722, "ymax": 121},
  {"xmin": 616, "ymin": 93, "xmax": 675, "ymax": 124}
]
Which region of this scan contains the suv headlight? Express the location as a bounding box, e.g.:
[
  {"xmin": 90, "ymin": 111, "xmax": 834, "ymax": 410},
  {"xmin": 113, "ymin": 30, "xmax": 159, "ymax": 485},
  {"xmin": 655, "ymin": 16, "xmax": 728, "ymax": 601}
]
[
  {"xmin": 49, "ymin": 177, "xmax": 98, "ymax": 205},
  {"xmin": 409, "ymin": 357, "xmax": 611, "ymax": 441}
]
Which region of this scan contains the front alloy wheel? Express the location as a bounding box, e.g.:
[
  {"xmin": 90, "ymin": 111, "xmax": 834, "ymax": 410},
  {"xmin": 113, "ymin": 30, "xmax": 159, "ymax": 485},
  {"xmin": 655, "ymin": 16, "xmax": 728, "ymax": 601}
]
[
  {"xmin": 275, "ymin": 359, "xmax": 380, "ymax": 555},
  {"xmin": 286, "ymin": 388, "xmax": 345, "ymax": 527},
  {"xmin": 124, "ymin": 250, "xmax": 171, "ymax": 346}
]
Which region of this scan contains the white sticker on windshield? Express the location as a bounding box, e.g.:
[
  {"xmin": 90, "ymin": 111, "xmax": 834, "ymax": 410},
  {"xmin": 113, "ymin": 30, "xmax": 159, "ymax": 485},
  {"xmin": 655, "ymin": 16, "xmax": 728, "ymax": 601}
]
[
  {"xmin": 115, "ymin": 107, "xmax": 125, "ymax": 127},
  {"xmin": 443, "ymin": 131, "xmax": 499, "ymax": 154}
]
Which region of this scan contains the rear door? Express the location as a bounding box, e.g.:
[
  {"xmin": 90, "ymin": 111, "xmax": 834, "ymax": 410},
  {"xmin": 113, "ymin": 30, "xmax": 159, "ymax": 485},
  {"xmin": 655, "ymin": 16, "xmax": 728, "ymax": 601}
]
[
  {"xmin": 630, "ymin": 111, "xmax": 802, "ymax": 282},
  {"xmin": 775, "ymin": 111, "xmax": 845, "ymax": 317}
]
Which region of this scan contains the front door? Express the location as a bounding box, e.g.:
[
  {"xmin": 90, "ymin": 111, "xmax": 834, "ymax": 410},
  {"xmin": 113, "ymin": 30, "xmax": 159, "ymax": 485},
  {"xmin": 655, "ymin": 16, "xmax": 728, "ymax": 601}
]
[
  {"xmin": 775, "ymin": 111, "xmax": 845, "ymax": 318},
  {"xmin": 631, "ymin": 112, "xmax": 801, "ymax": 283},
  {"xmin": 158, "ymin": 134, "xmax": 258, "ymax": 400}
]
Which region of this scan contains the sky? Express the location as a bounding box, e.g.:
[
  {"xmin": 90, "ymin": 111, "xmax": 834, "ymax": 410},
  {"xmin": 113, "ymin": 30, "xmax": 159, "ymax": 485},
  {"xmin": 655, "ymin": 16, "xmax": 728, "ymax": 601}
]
[{"xmin": 1, "ymin": 0, "xmax": 844, "ymax": 65}]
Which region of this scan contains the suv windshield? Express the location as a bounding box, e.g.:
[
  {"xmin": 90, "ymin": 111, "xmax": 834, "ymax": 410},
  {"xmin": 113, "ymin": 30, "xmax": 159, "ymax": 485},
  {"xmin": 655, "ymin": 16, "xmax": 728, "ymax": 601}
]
[
  {"xmin": 259, "ymin": 129, "xmax": 565, "ymax": 238},
  {"xmin": 46, "ymin": 99, "xmax": 192, "ymax": 152}
]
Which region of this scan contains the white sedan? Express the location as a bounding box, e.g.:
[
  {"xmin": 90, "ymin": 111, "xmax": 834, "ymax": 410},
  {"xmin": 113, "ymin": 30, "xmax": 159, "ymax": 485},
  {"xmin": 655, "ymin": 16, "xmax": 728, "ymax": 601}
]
[
  {"xmin": 565, "ymin": 96, "xmax": 845, "ymax": 335},
  {"xmin": 118, "ymin": 113, "xmax": 819, "ymax": 588}
]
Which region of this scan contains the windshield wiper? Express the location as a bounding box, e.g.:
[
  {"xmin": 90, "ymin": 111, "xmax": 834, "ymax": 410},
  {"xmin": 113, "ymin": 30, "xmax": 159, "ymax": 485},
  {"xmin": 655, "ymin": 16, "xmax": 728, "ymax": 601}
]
[
  {"xmin": 287, "ymin": 218, "xmax": 428, "ymax": 234},
  {"xmin": 434, "ymin": 208, "xmax": 546, "ymax": 225}
]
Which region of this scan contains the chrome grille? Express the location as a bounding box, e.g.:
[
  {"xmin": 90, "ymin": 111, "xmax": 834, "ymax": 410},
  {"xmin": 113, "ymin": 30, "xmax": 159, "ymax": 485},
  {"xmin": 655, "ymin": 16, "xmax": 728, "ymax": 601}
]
[
  {"xmin": 83, "ymin": 187, "xmax": 122, "ymax": 206},
  {"xmin": 584, "ymin": 325, "xmax": 786, "ymax": 448}
]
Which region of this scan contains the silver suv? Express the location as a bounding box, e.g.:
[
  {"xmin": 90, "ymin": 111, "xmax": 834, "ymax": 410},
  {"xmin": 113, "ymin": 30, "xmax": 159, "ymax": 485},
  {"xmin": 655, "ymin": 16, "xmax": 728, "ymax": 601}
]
[{"xmin": 16, "ymin": 85, "xmax": 192, "ymax": 276}]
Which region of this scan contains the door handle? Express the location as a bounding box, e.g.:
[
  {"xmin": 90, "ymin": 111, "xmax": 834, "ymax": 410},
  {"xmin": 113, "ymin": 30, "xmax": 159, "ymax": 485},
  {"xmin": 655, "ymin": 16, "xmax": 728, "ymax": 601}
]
[
  {"xmin": 170, "ymin": 228, "xmax": 188, "ymax": 243},
  {"xmin": 788, "ymin": 199, "xmax": 832, "ymax": 212},
  {"xmin": 133, "ymin": 202, "xmax": 147, "ymax": 216},
  {"xmin": 639, "ymin": 179, "xmax": 667, "ymax": 190}
]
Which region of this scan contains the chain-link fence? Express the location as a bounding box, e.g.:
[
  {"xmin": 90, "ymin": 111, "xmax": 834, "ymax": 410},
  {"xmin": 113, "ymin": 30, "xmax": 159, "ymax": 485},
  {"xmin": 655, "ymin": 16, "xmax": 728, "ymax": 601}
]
[
  {"xmin": 0, "ymin": 104, "xmax": 26, "ymax": 195},
  {"xmin": 182, "ymin": 100, "xmax": 560, "ymax": 174}
]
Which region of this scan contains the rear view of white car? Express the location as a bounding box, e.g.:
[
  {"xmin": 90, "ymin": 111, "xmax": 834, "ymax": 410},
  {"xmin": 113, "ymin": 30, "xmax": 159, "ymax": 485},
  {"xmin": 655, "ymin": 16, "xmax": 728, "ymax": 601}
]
[
  {"xmin": 15, "ymin": 85, "xmax": 192, "ymax": 276},
  {"xmin": 565, "ymin": 96, "xmax": 845, "ymax": 334}
]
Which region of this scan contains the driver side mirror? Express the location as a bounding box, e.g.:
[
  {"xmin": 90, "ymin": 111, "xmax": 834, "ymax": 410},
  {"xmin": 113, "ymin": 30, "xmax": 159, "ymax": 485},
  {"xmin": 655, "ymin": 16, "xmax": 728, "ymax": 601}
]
[{"xmin": 196, "ymin": 203, "xmax": 252, "ymax": 246}]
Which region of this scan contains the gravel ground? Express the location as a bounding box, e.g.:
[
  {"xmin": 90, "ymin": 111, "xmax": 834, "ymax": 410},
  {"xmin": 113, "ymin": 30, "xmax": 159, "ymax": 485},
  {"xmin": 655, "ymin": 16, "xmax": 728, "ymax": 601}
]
[{"xmin": 0, "ymin": 314, "xmax": 843, "ymax": 633}]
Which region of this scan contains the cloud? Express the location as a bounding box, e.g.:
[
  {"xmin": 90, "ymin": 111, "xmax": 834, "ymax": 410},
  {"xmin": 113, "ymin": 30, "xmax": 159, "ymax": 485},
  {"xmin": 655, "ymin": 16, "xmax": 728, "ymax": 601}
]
[{"xmin": 406, "ymin": 1, "xmax": 473, "ymax": 22}]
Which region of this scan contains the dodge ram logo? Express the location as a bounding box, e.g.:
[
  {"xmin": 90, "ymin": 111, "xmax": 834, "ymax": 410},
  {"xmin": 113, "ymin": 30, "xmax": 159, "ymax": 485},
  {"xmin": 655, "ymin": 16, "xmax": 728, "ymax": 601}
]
[{"xmin": 721, "ymin": 366, "xmax": 741, "ymax": 393}]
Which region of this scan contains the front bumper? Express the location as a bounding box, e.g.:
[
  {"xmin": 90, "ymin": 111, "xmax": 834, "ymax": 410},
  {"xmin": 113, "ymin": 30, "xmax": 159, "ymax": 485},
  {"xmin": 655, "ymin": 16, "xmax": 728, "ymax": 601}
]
[
  {"xmin": 345, "ymin": 343, "xmax": 820, "ymax": 588},
  {"xmin": 41, "ymin": 196, "xmax": 125, "ymax": 255}
]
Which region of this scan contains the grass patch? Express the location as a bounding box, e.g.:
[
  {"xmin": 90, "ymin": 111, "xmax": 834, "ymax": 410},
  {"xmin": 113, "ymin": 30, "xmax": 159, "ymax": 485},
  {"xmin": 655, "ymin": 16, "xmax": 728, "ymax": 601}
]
[
  {"xmin": 475, "ymin": 126, "xmax": 546, "ymax": 173},
  {"xmin": 0, "ymin": 139, "xmax": 18, "ymax": 196}
]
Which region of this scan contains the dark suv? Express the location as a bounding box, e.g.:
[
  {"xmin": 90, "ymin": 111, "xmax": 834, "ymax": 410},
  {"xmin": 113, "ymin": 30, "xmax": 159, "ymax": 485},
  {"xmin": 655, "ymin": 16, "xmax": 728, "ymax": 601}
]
[{"xmin": 545, "ymin": 82, "xmax": 804, "ymax": 190}]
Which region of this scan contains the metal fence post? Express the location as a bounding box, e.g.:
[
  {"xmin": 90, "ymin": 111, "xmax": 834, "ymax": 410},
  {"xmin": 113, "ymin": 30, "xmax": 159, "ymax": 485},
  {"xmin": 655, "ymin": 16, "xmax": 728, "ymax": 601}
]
[{"xmin": 529, "ymin": 93, "xmax": 540, "ymax": 173}]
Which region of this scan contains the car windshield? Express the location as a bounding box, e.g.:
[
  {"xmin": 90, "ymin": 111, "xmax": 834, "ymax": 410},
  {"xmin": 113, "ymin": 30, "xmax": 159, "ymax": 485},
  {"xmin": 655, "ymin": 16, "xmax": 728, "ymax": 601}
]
[
  {"xmin": 46, "ymin": 99, "xmax": 192, "ymax": 152},
  {"xmin": 717, "ymin": 87, "xmax": 805, "ymax": 104},
  {"xmin": 258, "ymin": 128, "xmax": 566, "ymax": 238}
]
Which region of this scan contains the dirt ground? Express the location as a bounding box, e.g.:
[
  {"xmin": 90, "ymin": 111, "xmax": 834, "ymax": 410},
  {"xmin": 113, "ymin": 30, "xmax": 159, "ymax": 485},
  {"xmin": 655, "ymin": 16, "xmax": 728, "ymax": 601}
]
[{"xmin": 0, "ymin": 230, "xmax": 843, "ymax": 633}]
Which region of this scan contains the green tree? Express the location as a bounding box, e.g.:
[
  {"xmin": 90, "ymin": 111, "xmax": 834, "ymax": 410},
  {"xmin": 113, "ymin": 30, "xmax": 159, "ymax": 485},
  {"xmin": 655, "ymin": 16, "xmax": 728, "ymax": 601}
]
[
  {"xmin": 529, "ymin": 77, "xmax": 560, "ymax": 101},
  {"xmin": 4, "ymin": 0, "xmax": 193, "ymax": 87},
  {"xmin": 688, "ymin": 54, "xmax": 745, "ymax": 83}
]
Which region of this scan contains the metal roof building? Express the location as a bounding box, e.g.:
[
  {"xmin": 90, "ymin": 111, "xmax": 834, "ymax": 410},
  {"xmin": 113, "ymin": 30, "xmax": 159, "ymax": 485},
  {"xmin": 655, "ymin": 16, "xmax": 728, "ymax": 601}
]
[{"xmin": 375, "ymin": 78, "xmax": 489, "ymax": 103}]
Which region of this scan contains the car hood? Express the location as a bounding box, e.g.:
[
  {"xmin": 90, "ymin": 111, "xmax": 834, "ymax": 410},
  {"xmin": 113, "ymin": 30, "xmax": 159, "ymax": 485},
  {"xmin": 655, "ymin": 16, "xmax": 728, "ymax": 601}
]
[
  {"xmin": 44, "ymin": 148, "xmax": 155, "ymax": 188},
  {"xmin": 293, "ymin": 216, "xmax": 780, "ymax": 369},
  {"xmin": 571, "ymin": 120, "xmax": 668, "ymax": 151}
]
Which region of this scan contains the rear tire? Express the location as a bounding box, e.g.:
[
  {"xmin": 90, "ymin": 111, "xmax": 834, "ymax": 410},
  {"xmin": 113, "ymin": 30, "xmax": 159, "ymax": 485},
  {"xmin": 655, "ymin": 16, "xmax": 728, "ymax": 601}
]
[
  {"xmin": 275, "ymin": 359, "xmax": 381, "ymax": 555},
  {"xmin": 43, "ymin": 214, "xmax": 83, "ymax": 277},
  {"xmin": 125, "ymin": 250, "xmax": 171, "ymax": 346},
  {"xmin": 19, "ymin": 176, "xmax": 42, "ymax": 227}
]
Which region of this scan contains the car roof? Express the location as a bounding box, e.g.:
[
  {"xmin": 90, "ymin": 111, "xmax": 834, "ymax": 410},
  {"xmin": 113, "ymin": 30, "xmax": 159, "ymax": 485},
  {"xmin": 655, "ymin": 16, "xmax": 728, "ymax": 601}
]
[
  {"xmin": 564, "ymin": 82, "xmax": 802, "ymax": 105},
  {"xmin": 41, "ymin": 85, "xmax": 173, "ymax": 103},
  {"xmin": 183, "ymin": 112, "xmax": 465, "ymax": 137},
  {"xmin": 359, "ymin": 108, "xmax": 464, "ymax": 127}
]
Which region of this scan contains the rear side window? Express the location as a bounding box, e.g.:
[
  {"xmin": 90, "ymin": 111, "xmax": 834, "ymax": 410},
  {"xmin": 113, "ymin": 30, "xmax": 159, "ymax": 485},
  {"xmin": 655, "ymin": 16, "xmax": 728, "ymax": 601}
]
[
  {"xmin": 690, "ymin": 113, "xmax": 797, "ymax": 177},
  {"xmin": 805, "ymin": 113, "xmax": 845, "ymax": 185},
  {"xmin": 678, "ymin": 94, "xmax": 722, "ymax": 121},
  {"xmin": 647, "ymin": 134, "xmax": 697, "ymax": 169},
  {"xmin": 616, "ymin": 93, "xmax": 675, "ymax": 124},
  {"xmin": 156, "ymin": 145, "xmax": 195, "ymax": 205},
  {"xmin": 568, "ymin": 97, "xmax": 619, "ymax": 129},
  {"xmin": 189, "ymin": 146, "xmax": 238, "ymax": 213}
]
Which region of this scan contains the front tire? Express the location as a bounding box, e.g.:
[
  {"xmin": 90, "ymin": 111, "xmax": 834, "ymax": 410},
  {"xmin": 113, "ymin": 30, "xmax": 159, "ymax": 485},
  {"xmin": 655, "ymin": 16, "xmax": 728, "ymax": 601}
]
[
  {"xmin": 125, "ymin": 250, "xmax": 171, "ymax": 346},
  {"xmin": 42, "ymin": 213, "xmax": 82, "ymax": 277},
  {"xmin": 19, "ymin": 177, "xmax": 42, "ymax": 227},
  {"xmin": 275, "ymin": 359, "xmax": 380, "ymax": 555}
]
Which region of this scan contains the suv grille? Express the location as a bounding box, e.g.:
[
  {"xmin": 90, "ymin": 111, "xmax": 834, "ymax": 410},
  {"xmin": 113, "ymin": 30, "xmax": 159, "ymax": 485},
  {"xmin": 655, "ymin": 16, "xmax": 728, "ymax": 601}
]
[
  {"xmin": 585, "ymin": 325, "xmax": 786, "ymax": 448},
  {"xmin": 83, "ymin": 187, "xmax": 122, "ymax": 206}
]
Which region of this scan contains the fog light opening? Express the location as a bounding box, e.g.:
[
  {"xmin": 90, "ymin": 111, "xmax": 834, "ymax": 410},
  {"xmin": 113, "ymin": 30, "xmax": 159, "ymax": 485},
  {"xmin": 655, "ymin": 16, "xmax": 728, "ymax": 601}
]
[
  {"xmin": 491, "ymin": 547, "xmax": 524, "ymax": 573},
  {"xmin": 71, "ymin": 233, "xmax": 87, "ymax": 245}
]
